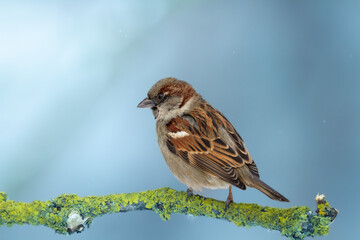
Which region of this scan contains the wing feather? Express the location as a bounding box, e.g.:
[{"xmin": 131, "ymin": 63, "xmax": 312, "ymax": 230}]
[{"xmin": 165, "ymin": 102, "xmax": 259, "ymax": 189}]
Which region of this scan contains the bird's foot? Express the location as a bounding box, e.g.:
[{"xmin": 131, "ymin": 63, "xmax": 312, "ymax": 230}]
[
  {"xmin": 225, "ymin": 186, "xmax": 234, "ymax": 210},
  {"xmin": 225, "ymin": 197, "xmax": 234, "ymax": 210},
  {"xmin": 186, "ymin": 188, "xmax": 193, "ymax": 201}
]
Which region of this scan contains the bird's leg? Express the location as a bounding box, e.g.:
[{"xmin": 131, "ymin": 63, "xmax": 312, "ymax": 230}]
[
  {"xmin": 225, "ymin": 186, "xmax": 234, "ymax": 208},
  {"xmin": 186, "ymin": 188, "xmax": 193, "ymax": 201}
]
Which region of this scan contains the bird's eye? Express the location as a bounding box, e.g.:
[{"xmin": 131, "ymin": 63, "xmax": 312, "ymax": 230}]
[
  {"xmin": 152, "ymin": 93, "xmax": 166, "ymax": 105},
  {"xmin": 156, "ymin": 93, "xmax": 165, "ymax": 102}
]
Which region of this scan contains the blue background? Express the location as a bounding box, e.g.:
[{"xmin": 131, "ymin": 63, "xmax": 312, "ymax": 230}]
[{"xmin": 0, "ymin": 0, "xmax": 358, "ymax": 239}]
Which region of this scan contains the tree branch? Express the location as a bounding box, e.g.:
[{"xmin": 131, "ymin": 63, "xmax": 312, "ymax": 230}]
[{"xmin": 0, "ymin": 188, "xmax": 337, "ymax": 239}]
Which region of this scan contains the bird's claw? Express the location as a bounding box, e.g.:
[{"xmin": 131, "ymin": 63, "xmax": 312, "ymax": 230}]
[
  {"xmin": 186, "ymin": 188, "xmax": 193, "ymax": 201},
  {"xmin": 225, "ymin": 198, "xmax": 234, "ymax": 210}
]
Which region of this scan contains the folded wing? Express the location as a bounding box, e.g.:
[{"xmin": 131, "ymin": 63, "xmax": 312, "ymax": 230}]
[{"xmin": 165, "ymin": 102, "xmax": 258, "ymax": 190}]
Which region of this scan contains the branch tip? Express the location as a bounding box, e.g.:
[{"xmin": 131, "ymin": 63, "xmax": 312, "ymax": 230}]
[
  {"xmin": 314, "ymin": 194, "xmax": 338, "ymax": 223},
  {"xmin": 315, "ymin": 194, "xmax": 326, "ymax": 204}
]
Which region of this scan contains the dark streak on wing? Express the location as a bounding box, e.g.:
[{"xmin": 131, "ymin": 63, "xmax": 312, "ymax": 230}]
[
  {"xmin": 193, "ymin": 127, "xmax": 201, "ymax": 136},
  {"xmin": 220, "ymin": 146, "xmax": 236, "ymax": 155},
  {"xmin": 238, "ymin": 150, "xmax": 249, "ymax": 161},
  {"xmin": 179, "ymin": 151, "xmax": 189, "ymax": 163},
  {"xmin": 214, "ymin": 138, "xmax": 227, "ymax": 147},
  {"xmin": 230, "ymin": 132, "xmax": 246, "ymax": 152},
  {"xmin": 248, "ymin": 161, "xmax": 260, "ymax": 178},
  {"xmin": 195, "ymin": 139, "xmax": 208, "ymax": 151},
  {"xmin": 166, "ymin": 140, "xmax": 176, "ymax": 154},
  {"xmin": 188, "ymin": 145, "xmax": 196, "ymax": 151},
  {"xmin": 202, "ymin": 138, "xmax": 211, "ymax": 148},
  {"xmin": 206, "ymin": 111, "xmax": 218, "ymax": 129}
]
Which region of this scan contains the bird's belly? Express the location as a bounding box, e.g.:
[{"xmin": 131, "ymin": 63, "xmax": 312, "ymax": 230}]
[{"xmin": 160, "ymin": 145, "xmax": 230, "ymax": 191}]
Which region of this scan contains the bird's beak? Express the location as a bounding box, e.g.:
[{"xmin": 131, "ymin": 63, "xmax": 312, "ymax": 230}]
[{"xmin": 137, "ymin": 97, "xmax": 155, "ymax": 108}]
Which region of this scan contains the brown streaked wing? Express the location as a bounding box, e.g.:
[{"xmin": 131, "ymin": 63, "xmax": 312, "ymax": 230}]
[
  {"xmin": 165, "ymin": 105, "xmax": 250, "ymax": 189},
  {"xmin": 205, "ymin": 103, "xmax": 254, "ymax": 164}
]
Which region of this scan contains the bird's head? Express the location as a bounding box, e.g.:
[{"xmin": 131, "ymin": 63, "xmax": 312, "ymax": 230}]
[{"xmin": 137, "ymin": 77, "xmax": 201, "ymax": 122}]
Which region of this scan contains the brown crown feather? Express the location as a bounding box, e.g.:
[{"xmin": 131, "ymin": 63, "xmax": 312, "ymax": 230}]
[{"xmin": 150, "ymin": 77, "xmax": 197, "ymax": 107}]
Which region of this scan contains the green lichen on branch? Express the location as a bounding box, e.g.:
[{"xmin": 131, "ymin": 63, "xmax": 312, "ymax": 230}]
[{"xmin": 0, "ymin": 188, "xmax": 337, "ymax": 239}]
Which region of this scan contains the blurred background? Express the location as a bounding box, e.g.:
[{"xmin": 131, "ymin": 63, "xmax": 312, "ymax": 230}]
[{"xmin": 0, "ymin": 0, "xmax": 359, "ymax": 239}]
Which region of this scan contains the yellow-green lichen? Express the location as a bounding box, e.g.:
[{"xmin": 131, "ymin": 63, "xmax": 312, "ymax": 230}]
[
  {"xmin": 0, "ymin": 188, "xmax": 336, "ymax": 239},
  {"xmin": 317, "ymin": 202, "xmax": 330, "ymax": 216},
  {"xmin": 0, "ymin": 192, "xmax": 7, "ymax": 202}
]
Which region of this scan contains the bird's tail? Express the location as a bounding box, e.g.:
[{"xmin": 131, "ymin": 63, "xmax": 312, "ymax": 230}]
[{"xmin": 253, "ymin": 178, "xmax": 289, "ymax": 202}]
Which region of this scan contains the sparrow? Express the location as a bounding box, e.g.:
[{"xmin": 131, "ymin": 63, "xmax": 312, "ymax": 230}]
[{"xmin": 138, "ymin": 77, "xmax": 289, "ymax": 205}]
